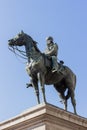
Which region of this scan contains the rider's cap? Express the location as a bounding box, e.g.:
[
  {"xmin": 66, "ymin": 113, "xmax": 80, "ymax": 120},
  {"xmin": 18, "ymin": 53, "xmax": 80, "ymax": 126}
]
[{"xmin": 46, "ymin": 36, "xmax": 54, "ymax": 43}]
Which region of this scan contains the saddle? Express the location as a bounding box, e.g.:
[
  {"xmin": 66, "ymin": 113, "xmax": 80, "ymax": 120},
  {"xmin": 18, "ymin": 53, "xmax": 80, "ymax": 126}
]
[{"xmin": 43, "ymin": 54, "xmax": 65, "ymax": 74}]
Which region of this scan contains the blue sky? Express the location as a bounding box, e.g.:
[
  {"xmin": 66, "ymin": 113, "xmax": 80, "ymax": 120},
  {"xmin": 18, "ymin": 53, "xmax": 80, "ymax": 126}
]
[{"xmin": 0, "ymin": 0, "xmax": 87, "ymax": 121}]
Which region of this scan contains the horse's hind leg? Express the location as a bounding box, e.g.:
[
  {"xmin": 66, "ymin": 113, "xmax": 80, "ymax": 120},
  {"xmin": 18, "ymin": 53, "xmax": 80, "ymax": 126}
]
[
  {"xmin": 54, "ymin": 84, "xmax": 67, "ymax": 111},
  {"xmin": 67, "ymin": 88, "xmax": 77, "ymax": 114},
  {"xmin": 71, "ymin": 90, "xmax": 77, "ymax": 114},
  {"xmin": 59, "ymin": 92, "xmax": 67, "ymax": 111}
]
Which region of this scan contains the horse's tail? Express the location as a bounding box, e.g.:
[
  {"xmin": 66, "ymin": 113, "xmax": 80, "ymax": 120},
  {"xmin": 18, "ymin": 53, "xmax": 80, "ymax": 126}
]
[
  {"xmin": 73, "ymin": 73, "xmax": 76, "ymax": 90},
  {"xmin": 66, "ymin": 73, "xmax": 76, "ymax": 100}
]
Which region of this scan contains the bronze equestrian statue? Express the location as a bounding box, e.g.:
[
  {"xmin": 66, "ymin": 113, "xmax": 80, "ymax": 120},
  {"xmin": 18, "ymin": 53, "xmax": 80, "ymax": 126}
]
[{"xmin": 8, "ymin": 31, "xmax": 77, "ymax": 114}]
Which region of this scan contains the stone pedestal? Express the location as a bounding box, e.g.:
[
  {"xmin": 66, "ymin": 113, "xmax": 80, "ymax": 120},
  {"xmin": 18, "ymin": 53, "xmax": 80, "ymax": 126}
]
[{"xmin": 0, "ymin": 103, "xmax": 87, "ymax": 130}]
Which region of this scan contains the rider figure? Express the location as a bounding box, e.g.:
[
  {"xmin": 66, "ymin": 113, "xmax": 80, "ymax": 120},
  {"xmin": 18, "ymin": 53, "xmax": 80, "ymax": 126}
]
[{"xmin": 45, "ymin": 36, "xmax": 58, "ymax": 72}]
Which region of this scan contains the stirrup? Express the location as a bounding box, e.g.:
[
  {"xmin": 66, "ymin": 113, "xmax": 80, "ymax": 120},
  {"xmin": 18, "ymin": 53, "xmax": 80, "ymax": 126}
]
[{"xmin": 52, "ymin": 68, "xmax": 57, "ymax": 73}]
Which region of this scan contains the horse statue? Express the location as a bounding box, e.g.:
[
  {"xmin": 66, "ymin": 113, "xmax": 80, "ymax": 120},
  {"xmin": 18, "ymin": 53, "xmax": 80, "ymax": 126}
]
[{"xmin": 8, "ymin": 31, "xmax": 77, "ymax": 114}]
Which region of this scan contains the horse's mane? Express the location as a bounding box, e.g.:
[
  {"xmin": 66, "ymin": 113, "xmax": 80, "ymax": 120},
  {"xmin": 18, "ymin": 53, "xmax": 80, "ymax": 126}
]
[
  {"xmin": 32, "ymin": 40, "xmax": 41, "ymax": 53},
  {"xmin": 26, "ymin": 33, "xmax": 41, "ymax": 53}
]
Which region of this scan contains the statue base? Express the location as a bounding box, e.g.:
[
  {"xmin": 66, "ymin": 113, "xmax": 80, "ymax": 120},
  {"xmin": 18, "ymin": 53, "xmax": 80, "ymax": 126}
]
[{"xmin": 0, "ymin": 103, "xmax": 87, "ymax": 130}]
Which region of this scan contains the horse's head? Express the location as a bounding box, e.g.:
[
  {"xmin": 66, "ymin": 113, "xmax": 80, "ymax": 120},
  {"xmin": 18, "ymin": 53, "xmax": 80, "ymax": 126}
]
[
  {"xmin": 8, "ymin": 31, "xmax": 41, "ymax": 60},
  {"xmin": 8, "ymin": 31, "xmax": 26, "ymax": 47}
]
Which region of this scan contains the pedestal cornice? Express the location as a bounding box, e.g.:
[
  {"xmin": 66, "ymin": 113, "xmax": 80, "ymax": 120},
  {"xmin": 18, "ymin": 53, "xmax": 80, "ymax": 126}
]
[{"xmin": 0, "ymin": 103, "xmax": 87, "ymax": 130}]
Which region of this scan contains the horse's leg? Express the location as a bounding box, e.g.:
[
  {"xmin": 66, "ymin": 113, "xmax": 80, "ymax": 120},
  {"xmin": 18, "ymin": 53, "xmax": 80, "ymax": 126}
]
[
  {"xmin": 58, "ymin": 92, "xmax": 67, "ymax": 111},
  {"xmin": 65, "ymin": 99, "xmax": 67, "ymax": 111},
  {"xmin": 26, "ymin": 66, "xmax": 40, "ymax": 104},
  {"xmin": 66, "ymin": 87, "xmax": 77, "ymax": 114},
  {"xmin": 70, "ymin": 88, "xmax": 77, "ymax": 114},
  {"xmin": 54, "ymin": 84, "xmax": 67, "ymax": 110},
  {"xmin": 32, "ymin": 74, "xmax": 40, "ymax": 104},
  {"xmin": 39, "ymin": 73, "xmax": 46, "ymax": 103}
]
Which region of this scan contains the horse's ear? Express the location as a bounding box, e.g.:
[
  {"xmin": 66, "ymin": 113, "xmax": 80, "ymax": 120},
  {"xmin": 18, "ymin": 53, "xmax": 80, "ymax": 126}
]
[{"xmin": 21, "ymin": 30, "xmax": 24, "ymax": 34}]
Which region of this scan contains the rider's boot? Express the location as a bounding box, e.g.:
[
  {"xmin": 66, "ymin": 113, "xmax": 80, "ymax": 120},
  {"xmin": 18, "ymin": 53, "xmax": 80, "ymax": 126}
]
[
  {"xmin": 52, "ymin": 56, "xmax": 58, "ymax": 73},
  {"xmin": 26, "ymin": 83, "xmax": 33, "ymax": 88}
]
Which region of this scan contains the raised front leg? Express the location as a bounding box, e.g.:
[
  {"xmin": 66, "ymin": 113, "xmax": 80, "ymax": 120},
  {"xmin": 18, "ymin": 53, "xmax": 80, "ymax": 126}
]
[{"xmin": 26, "ymin": 65, "xmax": 40, "ymax": 104}]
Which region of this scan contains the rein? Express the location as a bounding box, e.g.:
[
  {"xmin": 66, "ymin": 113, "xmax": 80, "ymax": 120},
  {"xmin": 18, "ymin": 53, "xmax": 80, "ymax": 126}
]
[{"xmin": 8, "ymin": 46, "xmax": 27, "ymax": 63}]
